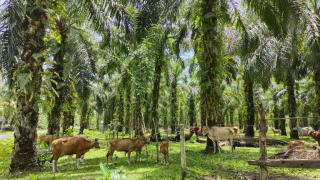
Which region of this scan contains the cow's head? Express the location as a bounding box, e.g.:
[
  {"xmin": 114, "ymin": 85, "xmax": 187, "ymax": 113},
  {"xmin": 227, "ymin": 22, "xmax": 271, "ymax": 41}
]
[
  {"xmin": 137, "ymin": 136, "xmax": 150, "ymax": 144},
  {"xmin": 92, "ymin": 138, "xmax": 100, "ymax": 148},
  {"xmin": 308, "ymin": 130, "xmax": 315, "ymax": 136},
  {"xmin": 233, "ymin": 127, "xmax": 238, "ymax": 134},
  {"xmin": 201, "ymin": 127, "xmax": 209, "ymax": 136}
]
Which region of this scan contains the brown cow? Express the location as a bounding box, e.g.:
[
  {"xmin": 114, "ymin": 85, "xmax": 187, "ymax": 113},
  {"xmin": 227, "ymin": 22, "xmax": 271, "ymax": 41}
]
[
  {"xmin": 309, "ymin": 130, "xmax": 320, "ymax": 146},
  {"xmin": 106, "ymin": 136, "xmax": 149, "ymax": 163},
  {"xmin": 51, "ymin": 136, "xmax": 100, "ymax": 172},
  {"xmin": 160, "ymin": 140, "xmax": 169, "ymax": 164},
  {"xmin": 288, "ymin": 140, "xmax": 304, "ymax": 150}
]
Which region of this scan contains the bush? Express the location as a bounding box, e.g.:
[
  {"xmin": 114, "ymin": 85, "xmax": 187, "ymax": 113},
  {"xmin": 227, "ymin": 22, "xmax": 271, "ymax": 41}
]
[
  {"xmin": 64, "ymin": 126, "xmax": 75, "ymax": 136},
  {"xmin": 37, "ymin": 147, "xmax": 52, "ymax": 166},
  {"xmin": 0, "ymin": 139, "xmax": 13, "ymax": 175}
]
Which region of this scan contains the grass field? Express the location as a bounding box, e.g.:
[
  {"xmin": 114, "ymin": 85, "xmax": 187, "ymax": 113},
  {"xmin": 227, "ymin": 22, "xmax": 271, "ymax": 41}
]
[{"xmin": 1, "ymin": 129, "xmax": 320, "ymax": 179}]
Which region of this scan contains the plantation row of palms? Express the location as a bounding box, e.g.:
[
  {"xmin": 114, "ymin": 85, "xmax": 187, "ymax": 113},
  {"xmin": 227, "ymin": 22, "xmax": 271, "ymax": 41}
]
[{"xmin": 1, "ymin": 0, "xmax": 320, "ymax": 174}]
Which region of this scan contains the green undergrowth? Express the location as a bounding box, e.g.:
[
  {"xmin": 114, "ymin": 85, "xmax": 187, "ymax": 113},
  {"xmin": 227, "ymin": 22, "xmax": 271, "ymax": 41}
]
[{"xmin": 1, "ymin": 129, "xmax": 320, "ymax": 179}]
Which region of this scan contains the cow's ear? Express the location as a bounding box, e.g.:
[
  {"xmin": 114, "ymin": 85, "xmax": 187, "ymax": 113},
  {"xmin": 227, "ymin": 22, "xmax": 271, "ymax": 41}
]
[{"xmin": 94, "ymin": 138, "xmax": 98, "ymax": 142}]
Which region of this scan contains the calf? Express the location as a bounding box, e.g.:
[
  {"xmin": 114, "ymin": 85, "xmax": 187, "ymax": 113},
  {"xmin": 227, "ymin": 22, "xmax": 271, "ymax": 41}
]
[
  {"xmin": 272, "ymin": 128, "xmax": 281, "ymax": 136},
  {"xmin": 51, "ymin": 136, "xmax": 100, "ymax": 172},
  {"xmin": 202, "ymin": 126, "xmax": 237, "ymax": 153},
  {"xmin": 106, "ymin": 136, "xmax": 149, "ymax": 163},
  {"xmin": 288, "ymin": 140, "xmax": 304, "ymax": 150},
  {"xmin": 160, "ymin": 140, "xmax": 169, "ymax": 164}
]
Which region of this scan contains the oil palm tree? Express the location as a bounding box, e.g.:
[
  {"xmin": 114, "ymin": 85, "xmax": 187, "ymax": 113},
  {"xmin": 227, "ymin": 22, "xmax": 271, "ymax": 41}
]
[
  {"xmin": 0, "ymin": 0, "xmax": 49, "ymax": 173},
  {"xmin": 243, "ymin": 0, "xmax": 320, "ymax": 139}
]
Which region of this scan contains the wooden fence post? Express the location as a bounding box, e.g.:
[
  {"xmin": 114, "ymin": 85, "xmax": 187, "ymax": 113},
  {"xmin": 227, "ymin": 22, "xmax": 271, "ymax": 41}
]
[
  {"xmin": 179, "ymin": 124, "xmax": 187, "ymax": 179},
  {"xmin": 258, "ymin": 102, "xmax": 268, "ymax": 180}
]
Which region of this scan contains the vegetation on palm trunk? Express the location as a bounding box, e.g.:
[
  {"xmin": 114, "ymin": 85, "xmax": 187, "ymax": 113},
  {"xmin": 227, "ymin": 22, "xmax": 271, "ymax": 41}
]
[{"xmin": 9, "ymin": 0, "xmax": 48, "ymax": 173}]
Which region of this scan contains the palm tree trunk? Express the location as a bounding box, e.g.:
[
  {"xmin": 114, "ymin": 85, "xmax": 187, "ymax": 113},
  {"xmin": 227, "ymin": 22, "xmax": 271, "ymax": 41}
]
[
  {"xmin": 151, "ymin": 57, "xmax": 162, "ymax": 139},
  {"xmin": 279, "ymin": 106, "xmax": 287, "ymax": 136},
  {"xmin": 10, "ymin": 1, "xmax": 48, "ymax": 173},
  {"xmin": 47, "ymin": 19, "xmax": 68, "ymax": 135},
  {"xmin": 179, "ymin": 105, "xmax": 184, "ymax": 125},
  {"xmin": 63, "ymin": 110, "xmax": 75, "ymax": 133},
  {"xmin": 195, "ymin": 0, "xmax": 224, "ymax": 153},
  {"xmin": 118, "ymin": 90, "xmax": 124, "ymax": 131},
  {"xmin": 62, "ymin": 83, "xmax": 76, "ymax": 134},
  {"xmin": 134, "ymin": 98, "xmax": 143, "ymax": 136},
  {"xmin": 163, "ymin": 99, "xmax": 168, "ymax": 129},
  {"xmin": 200, "ymin": 99, "xmax": 206, "ymax": 127},
  {"xmin": 238, "ymin": 110, "xmax": 243, "ymax": 129},
  {"xmin": 301, "ymin": 106, "xmax": 309, "ymax": 127},
  {"xmin": 197, "ymin": 0, "xmax": 225, "ymax": 153},
  {"xmin": 287, "ymin": 73, "xmax": 299, "ymax": 139},
  {"xmin": 244, "ymin": 75, "xmax": 255, "ymax": 137},
  {"xmin": 170, "ymin": 74, "xmax": 178, "ymax": 134},
  {"xmin": 273, "ymin": 97, "xmax": 280, "ymax": 129},
  {"xmin": 125, "ymin": 84, "xmax": 131, "ymax": 133},
  {"xmin": 230, "ymin": 109, "xmax": 234, "ymax": 126},
  {"xmin": 314, "ymin": 69, "xmax": 320, "ymax": 130},
  {"xmin": 188, "ymin": 94, "xmax": 196, "ymax": 126},
  {"xmin": 96, "ymin": 114, "xmax": 100, "ymax": 130},
  {"xmin": 144, "ymin": 92, "xmax": 151, "ymax": 129},
  {"xmin": 79, "ymin": 102, "xmax": 89, "ymax": 134}
]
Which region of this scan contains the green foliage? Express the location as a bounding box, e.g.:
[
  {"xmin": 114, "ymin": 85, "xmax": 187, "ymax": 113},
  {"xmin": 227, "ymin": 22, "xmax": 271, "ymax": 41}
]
[
  {"xmin": 64, "ymin": 126, "xmax": 74, "ymax": 136},
  {"xmin": 99, "ymin": 163, "xmax": 112, "ymax": 180},
  {"xmin": 2, "ymin": 130, "xmax": 320, "ymax": 179},
  {"xmin": 28, "ymin": 174, "xmax": 37, "ymax": 180},
  {"xmin": 0, "ymin": 139, "xmax": 12, "ymax": 175}
]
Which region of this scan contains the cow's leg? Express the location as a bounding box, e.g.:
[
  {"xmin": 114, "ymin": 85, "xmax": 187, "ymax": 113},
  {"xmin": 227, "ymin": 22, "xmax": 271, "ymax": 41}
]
[
  {"xmin": 52, "ymin": 160, "xmax": 57, "ymax": 172},
  {"xmin": 138, "ymin": 151, "xmax": 142, "ymax": 162},
  {"xmin": 230, "ymin": 139, "xmax": 233, "ymax": 152},
  {"xmin": 52, "ymin": 155, "xmax": 59, "ymax": 172},
  {"xmin": 160, "ymin": 153, "xmax": 164, "ymax": 164},
  {"xmin": 106, "ymin": 150, "xmax": 114, "ymax": 163},
  {"xmin": 217, "ymin": 139, "xmax": 221, "ymax": 153},
  {"xmin": 136, "ymin": 151, "xmax": 140, "ymax": 162},
  {"xmin": 127, "ymin": 151, "xmax": 131, "ymax": 164},
  {"xmin": 76, "ymin": 154, "xmax": 81, "ymax": 169},
  {"xmin": 80, "ymin": 154, "xmax": 84, "ymax": 162}
]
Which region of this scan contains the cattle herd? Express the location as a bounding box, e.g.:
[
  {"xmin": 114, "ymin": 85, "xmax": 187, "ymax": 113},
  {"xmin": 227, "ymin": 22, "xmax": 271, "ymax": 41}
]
[{"xmin": 37, "ymin": 125, "xmax": 320, "ymax": 172}]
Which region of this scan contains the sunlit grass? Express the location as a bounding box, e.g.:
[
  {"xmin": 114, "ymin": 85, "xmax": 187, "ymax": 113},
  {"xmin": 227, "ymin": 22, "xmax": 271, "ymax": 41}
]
[{"xmin": 1, "ymin": 129, "xmax": 320, "ymax": 179}]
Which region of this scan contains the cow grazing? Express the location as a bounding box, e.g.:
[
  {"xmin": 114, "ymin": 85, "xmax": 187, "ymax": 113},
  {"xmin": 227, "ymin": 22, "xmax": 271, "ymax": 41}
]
[
  {"xmin": 299, "ymin": 127, "xmax": 314, "ymax": 136},
  {"xmin": 202, "ymin": 126, "xmax": 237, "ymax": 153},
  {"xmin": 51, "ymin": 136, "xmax": 100, "ymax": 172},
  {"xmin": 288, "ymin": 140, "xmax": 304, "ymax": 150},
  {"xmin": 160, "ymin": 140, "xmax": 169, "ymax": 164},
  {"xmin": 272, "ymin": 128, "xmax": 281, "ymax": 136},
  {"xmin": 309, "ymin": 130, "xmax": 320, "ymax": 146},
  {"xmin": 106, "ymin": 136, "xmax": 149, "ymax": 163}
]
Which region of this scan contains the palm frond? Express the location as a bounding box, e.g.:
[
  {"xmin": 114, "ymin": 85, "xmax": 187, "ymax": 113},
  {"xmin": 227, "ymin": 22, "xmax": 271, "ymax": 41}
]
[
  {"xmin": 80, "ymin": 0, "xmax": 134, "ymax": 38},
  {"xmin": 66, "ymin": 27, "xmax": 97, "ymax": 100},
  {"xmin": 0, "ymin": 0, "xmax": 24, "ymax": 82}
]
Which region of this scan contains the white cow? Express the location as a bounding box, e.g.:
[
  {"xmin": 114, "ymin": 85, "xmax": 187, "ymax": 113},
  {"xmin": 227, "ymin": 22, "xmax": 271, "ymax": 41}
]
[
  {"xmin": 299, "ymin": 127, "xmax": 314, "ymax": 136},
  {"xmin": 202, "ymin": 126, "xmax": 237, "ymax": 153}
]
